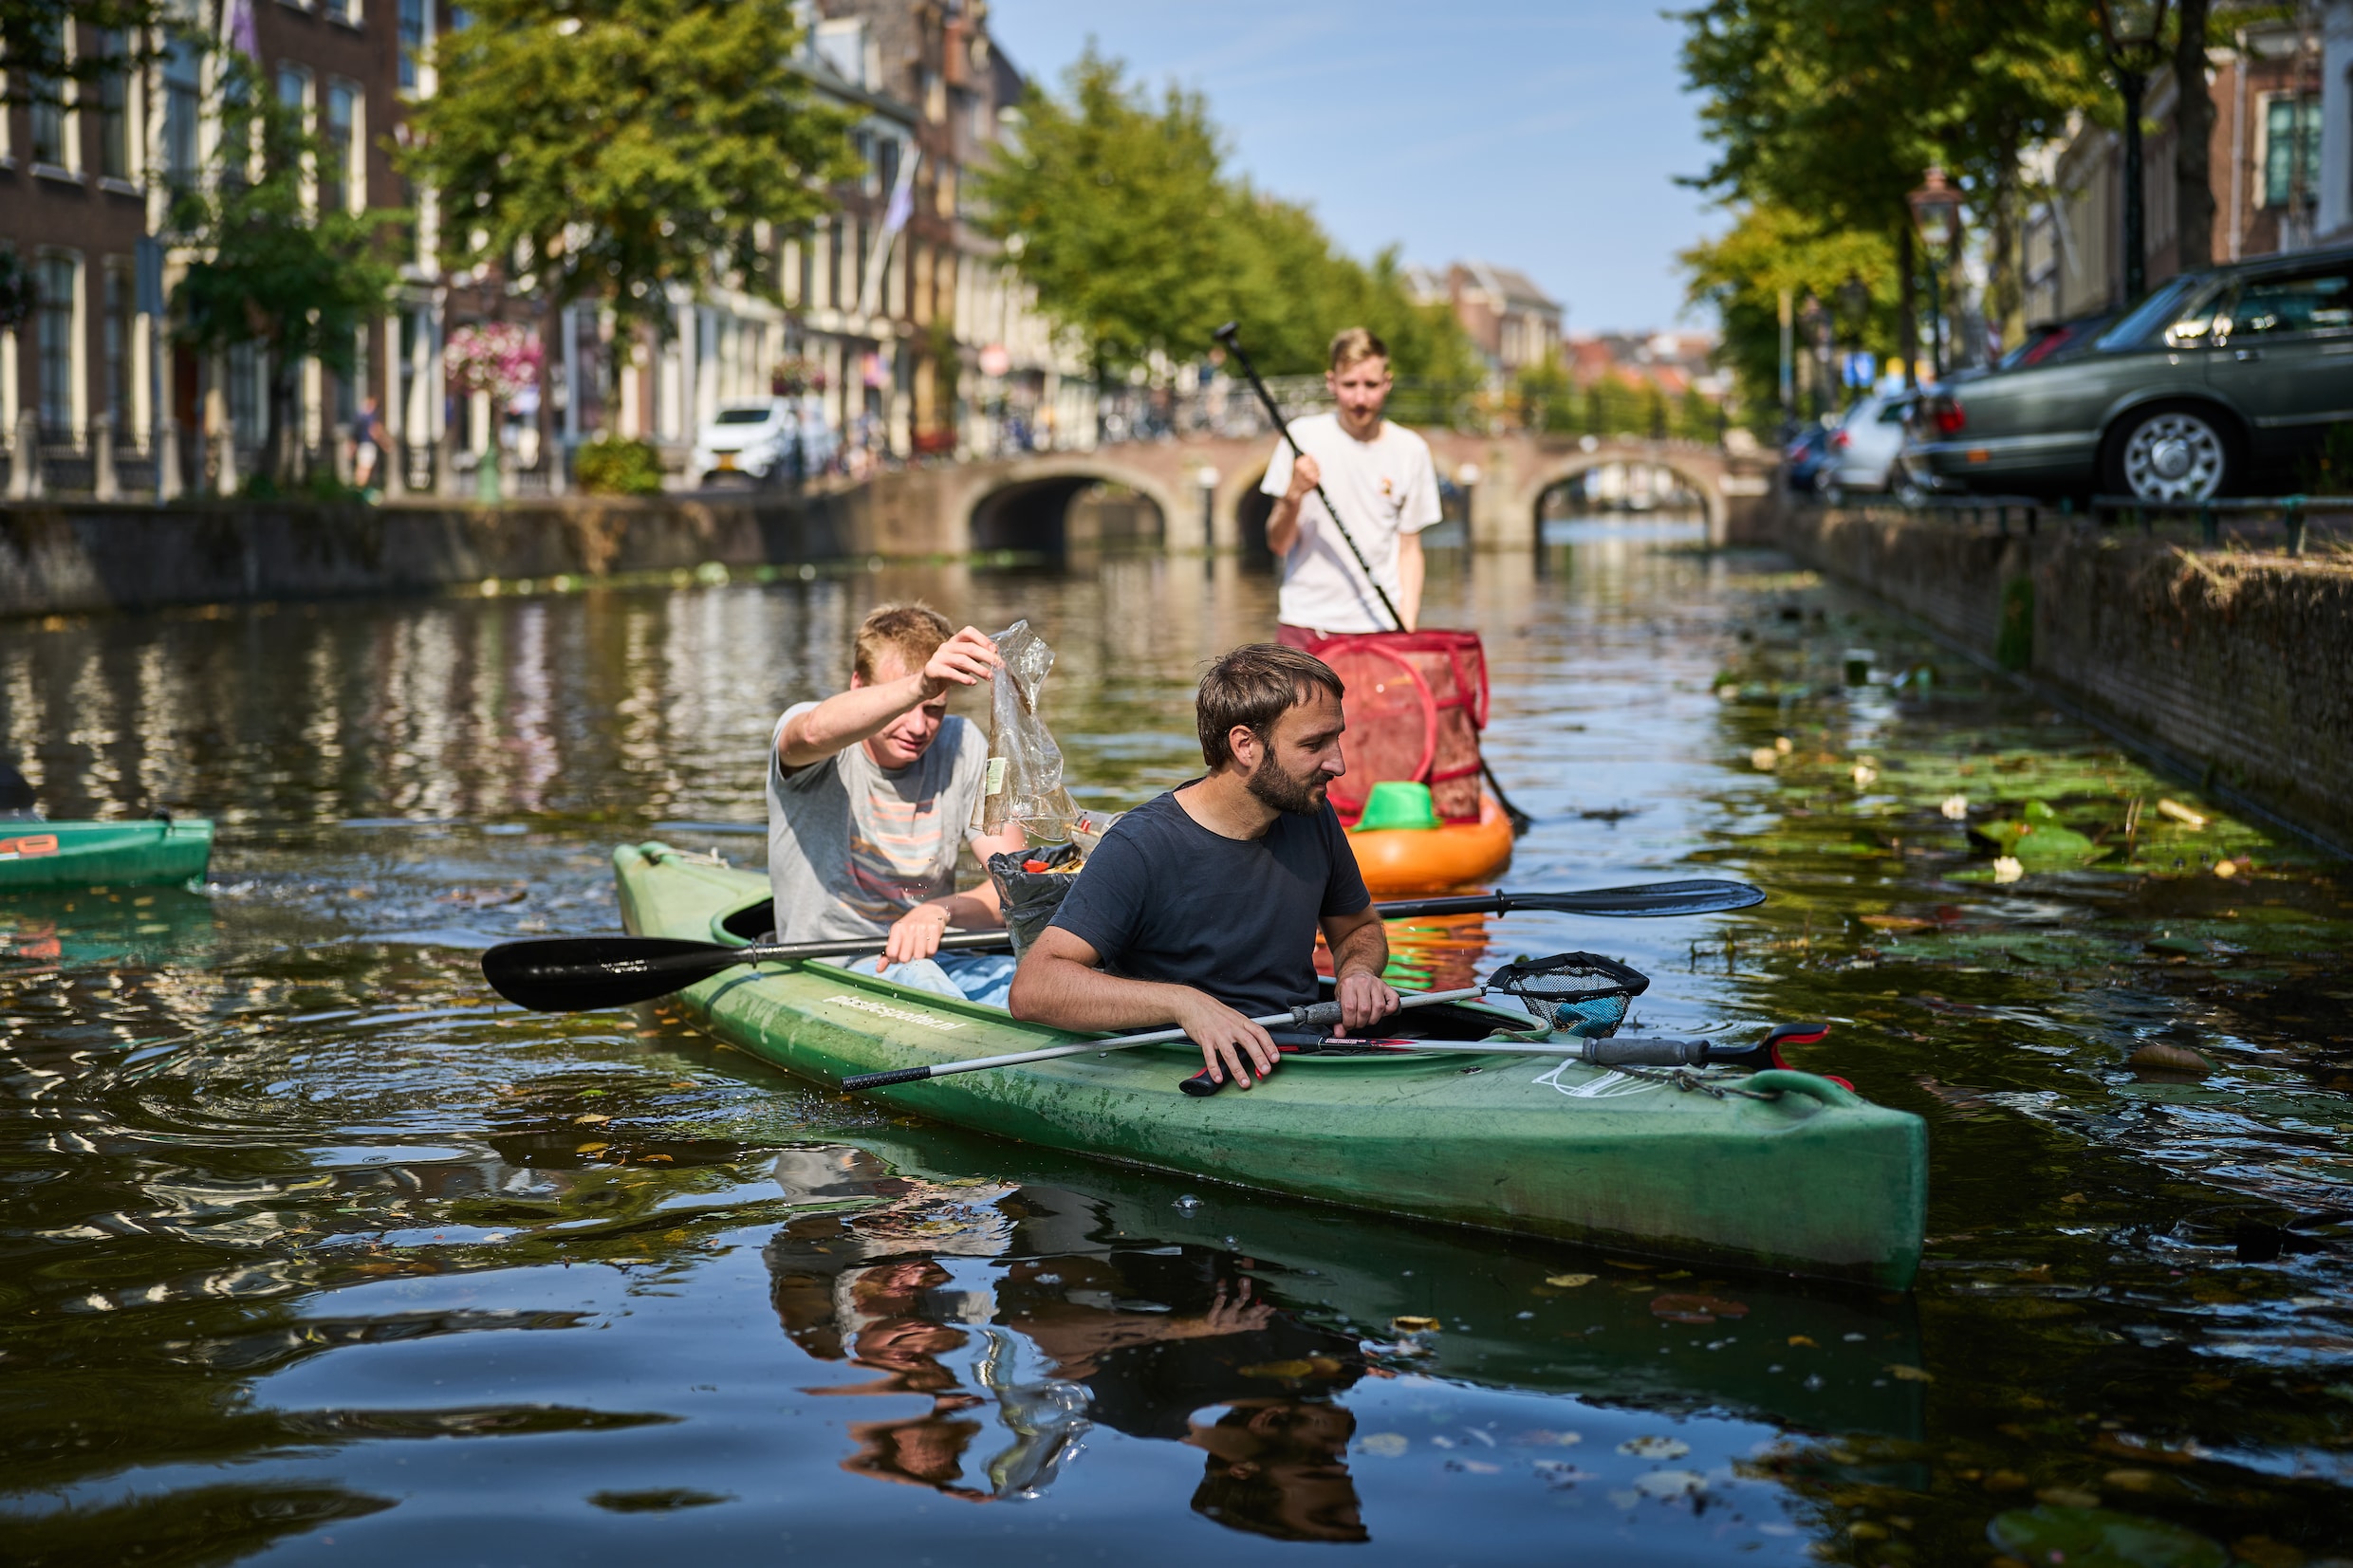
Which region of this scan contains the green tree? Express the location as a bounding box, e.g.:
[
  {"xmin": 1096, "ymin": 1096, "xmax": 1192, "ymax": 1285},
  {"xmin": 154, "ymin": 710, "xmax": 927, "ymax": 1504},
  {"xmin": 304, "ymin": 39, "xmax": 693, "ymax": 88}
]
[
  {"xmin": 975, "ymin": 45, "xmax": 1479, "ymax": 399},
  {"xmin": 1677, "ymin": 0, "xmax": 2104, "ymax": 378},
  {"xmin": 1681, "ymin": 203, "xmax": 1896, "ymax": 430},
  {"xmin": 169, "ymin": 58, "xmax": 402, "ymax": 488},
  {"xmin": 398, "ymin": 0, "xmax": 858, "ymax": 395},
  {"xmin": 0, "ymin": 0, "xmax": 167, "ymax": 112},
  {"xmin": 973, "ymin": 45, "xmax": 1233, "ymax": 381}
]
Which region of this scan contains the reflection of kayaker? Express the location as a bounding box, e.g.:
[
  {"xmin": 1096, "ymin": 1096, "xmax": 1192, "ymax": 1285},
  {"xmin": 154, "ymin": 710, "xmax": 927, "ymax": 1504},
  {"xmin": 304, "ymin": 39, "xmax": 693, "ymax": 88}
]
[{"xmin": 762, "ymin": 1187, "xmax": 1366, "ymax": 1537}]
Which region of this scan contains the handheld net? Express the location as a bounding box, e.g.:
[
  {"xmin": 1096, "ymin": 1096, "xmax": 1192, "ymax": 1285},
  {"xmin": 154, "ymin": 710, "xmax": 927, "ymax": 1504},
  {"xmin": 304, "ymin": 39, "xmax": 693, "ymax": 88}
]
[{"xmin": 1486, "ymin": 951, "xmax": 1650, "ymax": 1038}]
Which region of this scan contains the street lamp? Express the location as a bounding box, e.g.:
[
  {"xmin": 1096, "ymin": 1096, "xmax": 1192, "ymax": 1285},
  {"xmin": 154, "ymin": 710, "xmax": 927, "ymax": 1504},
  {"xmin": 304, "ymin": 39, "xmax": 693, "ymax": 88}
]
[
  {"xmin": 2097, "ymin": 0, "xmax": 2172, "ymax": 304},
  {"xmin": 1837, "ymin": 272, "xmax": 1871, "ymax": 396},
  {"xmin": 1798, "ymin": 293, "xmax": 1829, "ymax": 419},
  {"xmin": 1907, "ymin": 165, "xmax": 1963, "ymax": 382}
]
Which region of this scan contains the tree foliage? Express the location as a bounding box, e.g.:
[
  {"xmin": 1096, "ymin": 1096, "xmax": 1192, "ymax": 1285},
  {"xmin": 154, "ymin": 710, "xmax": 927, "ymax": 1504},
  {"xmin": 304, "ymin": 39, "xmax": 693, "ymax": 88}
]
[
  {"xmin": 169, "ymin": 57, "xmax": 403, "ymax": 487},
  {"xmin": 1675, "ymin": 0, "xmax": 2109, "ymax": 396},
  {"xmin": 398, "ymin": 0, "xmax": 859, "ymax": 389},
  {"xmin": 1681, "ymin": 203, "xmax": 1896, "ymax": 426},
  {"xmin": 973, "ymin": 46, "xmax": 1477, "ymax": 386},
  {"xmin": 0, "ymin": 0, "xmax": 167, "ymax": 111}
]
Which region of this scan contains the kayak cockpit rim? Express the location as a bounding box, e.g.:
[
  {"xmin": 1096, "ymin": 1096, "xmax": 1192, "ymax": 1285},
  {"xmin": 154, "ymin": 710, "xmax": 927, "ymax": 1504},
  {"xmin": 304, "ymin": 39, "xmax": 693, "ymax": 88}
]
[{"xmin": 692, "ymin": 880, "xmax": 1547, "ymax": 1045}]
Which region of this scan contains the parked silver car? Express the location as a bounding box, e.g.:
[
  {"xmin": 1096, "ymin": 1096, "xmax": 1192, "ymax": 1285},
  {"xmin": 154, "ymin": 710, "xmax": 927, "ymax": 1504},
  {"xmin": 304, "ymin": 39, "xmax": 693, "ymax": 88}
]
[{"xmin": 1819, "ymin": 391, "xmax": 1918, "ymax": 502}]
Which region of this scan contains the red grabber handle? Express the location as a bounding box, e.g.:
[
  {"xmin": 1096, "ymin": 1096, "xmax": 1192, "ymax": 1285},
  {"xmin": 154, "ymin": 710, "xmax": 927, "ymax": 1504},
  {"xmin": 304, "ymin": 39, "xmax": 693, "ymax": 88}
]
[{"xmin": 1706, "ymin": 1022, "xmax": 1831, "ymax": 1072}]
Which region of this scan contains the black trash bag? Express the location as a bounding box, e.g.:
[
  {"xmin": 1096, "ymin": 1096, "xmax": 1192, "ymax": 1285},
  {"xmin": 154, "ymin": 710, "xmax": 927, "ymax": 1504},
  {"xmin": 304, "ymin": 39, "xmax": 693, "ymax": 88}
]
[{"xmin": 987, "ymin": 842, "xmax": 1084, "ymax": 958}]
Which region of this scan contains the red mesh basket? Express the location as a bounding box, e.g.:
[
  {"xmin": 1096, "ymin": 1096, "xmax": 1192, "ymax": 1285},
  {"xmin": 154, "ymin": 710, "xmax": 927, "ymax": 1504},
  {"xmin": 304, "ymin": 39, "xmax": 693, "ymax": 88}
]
[{"xmin": 1297, "ymin": 629, "xmax": 1491, "ymax": 826}]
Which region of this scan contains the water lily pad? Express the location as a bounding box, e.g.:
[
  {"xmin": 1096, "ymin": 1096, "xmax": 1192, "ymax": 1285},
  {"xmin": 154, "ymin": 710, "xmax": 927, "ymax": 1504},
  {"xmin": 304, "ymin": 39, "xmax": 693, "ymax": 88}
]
[
  {"xmin": 1633, "ymin": 1468, "xmax": 1707, "ymax": 1498},
  {"xmin": 1987, "ymin": 1504, "xmax": 2227, "ymax": 1568},
  {"xmin": 1974, "ymin": 802, "xmax": 2109, "ymax": 868},
  {"xmin": 1618, "ymin": 1435, "xmax": 1691, "ymax": 1460}
]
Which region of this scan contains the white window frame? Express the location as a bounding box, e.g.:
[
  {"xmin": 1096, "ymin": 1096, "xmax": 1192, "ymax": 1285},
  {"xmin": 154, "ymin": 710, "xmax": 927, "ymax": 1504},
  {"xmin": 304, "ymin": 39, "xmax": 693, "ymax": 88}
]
[{"xmin": 324, "ymin": 76, "xmax": 361, "ymax": 214}]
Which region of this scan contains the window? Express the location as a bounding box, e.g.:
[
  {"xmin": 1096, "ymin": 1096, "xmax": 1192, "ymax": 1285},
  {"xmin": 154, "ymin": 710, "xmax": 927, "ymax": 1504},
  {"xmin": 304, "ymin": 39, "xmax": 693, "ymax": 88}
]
[
  {"xmin": 28, "ymin": 19, "xmax": 67, "ymax": 167},
  {"xmin": 227, "ymin": 341, "xmax": 262, "ymax": 446},
  {"xmin": 323, "ymin": 82, "xmax": 357, "ymax": 213},
  {"xmin": 94, "ymin": 31, "xmax": 129, "ymax": 179},
  {"xmin": 323, "ymin": 0, "xmax": 354, "ymax": 23},
  {"xmin": 276, "ymin": 66, "xmax": 309, "ymax": 187},
  {"xmin": 2220, "ymin": 269, "xmax": 2353, "ymax": 339},
  {"xmin": 37, "ymin": 255, "xmax": 78, "ymax": 434},
  {"xmin": 398, "ymin": 0, "xmax": 427, "ymax": 90},
  {"xmin": 103, "ymin": 264, "xmax": 133, "ymax": 428},
  {"xmin": 164, "ymin": 41, "xmax": 202, "ymax": 187},
  {"xmin": 2265, "ymin": 96, "xmax": 2322, "ymax": 208}
]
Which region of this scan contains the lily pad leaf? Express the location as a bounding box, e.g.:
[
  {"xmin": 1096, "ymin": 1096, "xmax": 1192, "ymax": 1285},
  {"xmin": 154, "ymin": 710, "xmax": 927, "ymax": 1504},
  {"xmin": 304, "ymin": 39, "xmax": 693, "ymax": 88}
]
[{"xmin": 1987, "ymin": 1505, "xmax": 2228, "ymax": 1568}]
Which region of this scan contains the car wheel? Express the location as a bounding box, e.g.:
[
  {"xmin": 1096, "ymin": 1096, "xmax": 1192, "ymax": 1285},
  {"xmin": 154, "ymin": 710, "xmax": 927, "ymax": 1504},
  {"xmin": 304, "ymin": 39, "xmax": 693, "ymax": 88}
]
[{"xmin": 2103, "ymin": 403, "xmax": 2232, "ymax": 502}]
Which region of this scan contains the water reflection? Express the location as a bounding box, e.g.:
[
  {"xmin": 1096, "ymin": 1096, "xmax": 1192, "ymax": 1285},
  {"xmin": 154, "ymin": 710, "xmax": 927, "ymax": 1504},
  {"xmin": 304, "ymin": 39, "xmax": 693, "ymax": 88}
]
[{"xmin": 4, "ymin": 542, "xmax": 2351, "ymax": 1559}]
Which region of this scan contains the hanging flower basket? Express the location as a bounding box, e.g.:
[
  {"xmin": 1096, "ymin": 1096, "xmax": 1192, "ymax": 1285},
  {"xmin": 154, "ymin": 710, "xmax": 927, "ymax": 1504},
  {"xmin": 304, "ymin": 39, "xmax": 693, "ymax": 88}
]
[{"xmin": 443, "ymin": 323, "xmax": 544, "ymax": 404}]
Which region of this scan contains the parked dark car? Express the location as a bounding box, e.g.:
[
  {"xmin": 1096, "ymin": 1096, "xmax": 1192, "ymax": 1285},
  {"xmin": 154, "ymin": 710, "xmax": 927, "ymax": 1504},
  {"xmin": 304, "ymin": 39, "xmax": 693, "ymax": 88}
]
[
  {"xmin": 1910, "ymin": 247, "xmax": 2353, "ymax": 501},
  {"xmin": 1783, "ymin": 422, "xmax": 1834, "ymax": 492}
]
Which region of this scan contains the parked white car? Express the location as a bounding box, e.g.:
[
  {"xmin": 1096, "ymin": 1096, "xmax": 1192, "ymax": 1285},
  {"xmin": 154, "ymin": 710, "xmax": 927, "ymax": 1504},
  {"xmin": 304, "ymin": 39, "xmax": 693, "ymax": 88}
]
[
  {"xmin": 1820, "ymin": 391, "xmax": 1918, "ymax": 502},
  {"xmin": 690, "ymin": 399, "xmax": 802, "ymax": 487}
]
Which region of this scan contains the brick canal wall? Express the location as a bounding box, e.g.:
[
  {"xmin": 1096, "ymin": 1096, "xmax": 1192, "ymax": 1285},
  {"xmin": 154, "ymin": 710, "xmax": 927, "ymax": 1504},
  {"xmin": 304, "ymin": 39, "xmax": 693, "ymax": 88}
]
[
  {"xmin": 0, "ymin": 482, "xmax": 964, "ymax": 618},
  {"xmin": 1776, "ymin": 502, "xmax": 2353, "ymax": 852}
]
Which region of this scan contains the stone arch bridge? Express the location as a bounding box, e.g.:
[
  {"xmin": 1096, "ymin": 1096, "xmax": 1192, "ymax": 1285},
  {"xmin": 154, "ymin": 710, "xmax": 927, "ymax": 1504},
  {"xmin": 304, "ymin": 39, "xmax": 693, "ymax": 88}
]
[{"xmin": 837, "ymin": 433, "xmax": 1775, "ymax": 559}]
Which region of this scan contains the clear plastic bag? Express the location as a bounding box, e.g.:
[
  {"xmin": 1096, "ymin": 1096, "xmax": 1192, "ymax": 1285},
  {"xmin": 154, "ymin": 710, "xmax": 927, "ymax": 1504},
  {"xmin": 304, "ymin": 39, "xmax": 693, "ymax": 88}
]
[{"xmin": 974, "ymin": 619, "xmax": 1080, "ymax": 841}]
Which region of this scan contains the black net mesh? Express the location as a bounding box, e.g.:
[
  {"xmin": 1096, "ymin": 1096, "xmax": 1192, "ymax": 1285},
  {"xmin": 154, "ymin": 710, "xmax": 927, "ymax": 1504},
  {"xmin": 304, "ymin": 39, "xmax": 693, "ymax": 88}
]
[{"xmin": 1488, "ymin": 951, "xmax": 1651, "ymax": 1037}]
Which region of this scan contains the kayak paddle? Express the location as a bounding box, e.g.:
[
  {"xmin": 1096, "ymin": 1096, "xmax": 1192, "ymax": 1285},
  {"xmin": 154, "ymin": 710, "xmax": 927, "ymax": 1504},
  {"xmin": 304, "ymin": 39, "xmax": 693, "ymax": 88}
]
[
  {"xmin": 1177, "ymin": 1023, "xmax": 1831, "ymax": 1097},
  {"xmin": 481, "ymin": 880, "xmax": 1765, "ymax": 1014},
  {"xmin": 1215, "ymin": 319, "xmax": 1534, "ymax": 836},
  {"xmin": 844, "ymin": 949, "xmax": 1728, "ymax": 1094},
  {"xmin": 1371, "ymin": 881, "xmax": 1764, "ymax": 920},
  {"xmin": 842, "ymin": 986, "xmax": 1486, "ymax": 1092},
  {"xmin": 481, "ymin": 930, "xmax": 1015, "ymax": 1013}
]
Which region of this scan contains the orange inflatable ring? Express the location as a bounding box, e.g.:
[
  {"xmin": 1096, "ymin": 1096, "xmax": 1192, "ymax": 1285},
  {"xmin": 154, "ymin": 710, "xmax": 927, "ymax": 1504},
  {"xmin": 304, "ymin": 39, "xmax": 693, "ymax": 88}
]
[{"xmin": 1347, "ymin": 792, "xmax": 1515, "ymax": 895}]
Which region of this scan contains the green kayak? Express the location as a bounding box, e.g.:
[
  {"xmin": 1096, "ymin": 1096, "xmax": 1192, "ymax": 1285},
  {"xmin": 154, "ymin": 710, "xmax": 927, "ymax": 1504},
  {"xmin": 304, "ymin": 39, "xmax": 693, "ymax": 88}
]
[
  {"xmin": 0, "ymin": 818, "xmax": 213, "ymax": 892},
  {"xmin": 615, "ymin": 841, "xmax": 1927, "ymax": 1288}
]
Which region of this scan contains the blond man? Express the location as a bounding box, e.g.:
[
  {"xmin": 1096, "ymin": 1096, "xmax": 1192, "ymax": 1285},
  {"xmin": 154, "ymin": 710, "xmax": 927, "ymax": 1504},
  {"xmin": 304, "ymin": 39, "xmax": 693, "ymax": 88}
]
[
  {"xmin": 1259, "ymin": 327, "xmax": 1442, "ymax": 640},
  {"xmin": 769, "ymin": 603, "xmax": 1025, "ymax": 1003}
]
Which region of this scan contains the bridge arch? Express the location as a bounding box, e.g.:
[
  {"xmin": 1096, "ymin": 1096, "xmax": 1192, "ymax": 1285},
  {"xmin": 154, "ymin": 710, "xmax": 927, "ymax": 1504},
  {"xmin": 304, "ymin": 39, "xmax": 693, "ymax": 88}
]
[
  {"xmin": 1515, "ymin": 447, "xmax": 1730, "ymax": 541},
  {"xmin": 964, "ymin": 456, "xmax": 1179, "ymax": 557}
]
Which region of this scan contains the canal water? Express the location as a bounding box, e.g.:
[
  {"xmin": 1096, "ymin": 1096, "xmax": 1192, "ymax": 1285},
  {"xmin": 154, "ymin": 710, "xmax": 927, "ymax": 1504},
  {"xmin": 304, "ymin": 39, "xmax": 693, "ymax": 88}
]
[{"xmin": 5, "ymin": 527, "xmax": 2350, "ymax": 1565}]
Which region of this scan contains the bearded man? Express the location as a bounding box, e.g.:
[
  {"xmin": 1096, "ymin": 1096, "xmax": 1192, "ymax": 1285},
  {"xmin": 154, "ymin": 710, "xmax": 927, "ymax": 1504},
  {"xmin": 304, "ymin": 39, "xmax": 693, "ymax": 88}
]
[{"xmin": 1007, "ymin": 644, "xmax": 1399, "ymax": 1089}]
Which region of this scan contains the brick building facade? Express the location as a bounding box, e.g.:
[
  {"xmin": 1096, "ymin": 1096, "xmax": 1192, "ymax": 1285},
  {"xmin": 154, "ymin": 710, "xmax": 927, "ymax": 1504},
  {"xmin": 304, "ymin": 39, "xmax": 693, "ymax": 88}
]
[{"xmin": 0, "ymin": 0, "xmax": 1083, "ymax": 500}]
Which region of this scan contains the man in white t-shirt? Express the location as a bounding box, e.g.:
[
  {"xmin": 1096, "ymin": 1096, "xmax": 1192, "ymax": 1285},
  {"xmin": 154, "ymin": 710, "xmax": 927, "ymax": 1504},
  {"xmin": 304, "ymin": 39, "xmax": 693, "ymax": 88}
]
[
  {"xmin": 1259, "ymin": 327, "xmax": 1443, "ymax": 640},
  {"xmin": 768, "ymin": 602, "xmax": 1025, "ymax": 1005}
]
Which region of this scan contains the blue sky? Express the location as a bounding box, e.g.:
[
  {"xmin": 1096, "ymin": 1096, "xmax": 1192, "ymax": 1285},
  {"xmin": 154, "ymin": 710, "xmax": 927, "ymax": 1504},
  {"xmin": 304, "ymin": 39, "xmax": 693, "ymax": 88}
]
[{"xmin": 985, "ymin": 1, "xmax": 1724, "ymax": 335}]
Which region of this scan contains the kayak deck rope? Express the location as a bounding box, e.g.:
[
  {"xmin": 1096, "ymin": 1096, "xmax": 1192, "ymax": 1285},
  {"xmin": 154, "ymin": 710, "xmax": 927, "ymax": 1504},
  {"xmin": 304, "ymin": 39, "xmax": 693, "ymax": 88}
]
[{"xmin": 1603, "ymin": 1063, "xmax": 1787, "ymax": 1100}]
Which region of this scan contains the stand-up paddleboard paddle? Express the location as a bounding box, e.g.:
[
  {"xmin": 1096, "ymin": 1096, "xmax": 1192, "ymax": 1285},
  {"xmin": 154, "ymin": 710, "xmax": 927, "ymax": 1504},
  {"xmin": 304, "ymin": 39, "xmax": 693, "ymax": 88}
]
[
  {"xmin": 481, "ymin": 878, "xmax": 1765, "ymax": 1013},
  {"xmin": 1214, "ymin": 319, "xmax": 1533, "ymax": 836}
]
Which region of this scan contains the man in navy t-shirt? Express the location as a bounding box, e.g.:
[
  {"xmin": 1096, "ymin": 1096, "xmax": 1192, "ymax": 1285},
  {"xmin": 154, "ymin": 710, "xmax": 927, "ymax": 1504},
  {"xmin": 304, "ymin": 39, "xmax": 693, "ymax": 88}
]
[{"xmin": 1009, "ymin": 644, "xmax": 1400, "ymax": 1089}]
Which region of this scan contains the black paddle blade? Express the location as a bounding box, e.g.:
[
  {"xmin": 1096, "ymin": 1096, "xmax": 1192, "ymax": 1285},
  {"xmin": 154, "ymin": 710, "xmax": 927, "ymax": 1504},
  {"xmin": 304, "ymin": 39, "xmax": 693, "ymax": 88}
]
[
  {"xmin": 1519, "ymin": 879, "xmax": 1765, "ymax": 916},
  {"xmin": 1377, "ymin": 880, "xmax": 1766, "ymax": 922},
  {"xmin": 481, "ymin": 935, "xmax": 743, "ymax": 1012}
]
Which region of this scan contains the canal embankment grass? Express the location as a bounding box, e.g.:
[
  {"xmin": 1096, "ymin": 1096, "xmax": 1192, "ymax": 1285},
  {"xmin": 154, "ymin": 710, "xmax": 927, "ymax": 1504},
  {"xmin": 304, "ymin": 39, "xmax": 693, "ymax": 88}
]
[{"xmin": 1775, "ymin": 498, "xmax": 2353, "ymax": 857}]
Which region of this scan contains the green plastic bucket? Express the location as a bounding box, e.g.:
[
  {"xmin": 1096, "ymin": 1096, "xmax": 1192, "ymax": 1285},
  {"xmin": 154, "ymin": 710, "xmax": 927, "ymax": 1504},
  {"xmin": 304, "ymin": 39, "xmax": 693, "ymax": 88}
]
[{"xmin": 1353, "ymin": 781, "xmax": 1440, "ymax": 832}]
